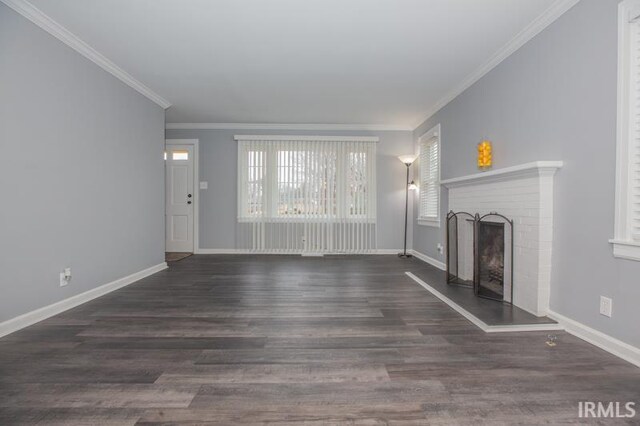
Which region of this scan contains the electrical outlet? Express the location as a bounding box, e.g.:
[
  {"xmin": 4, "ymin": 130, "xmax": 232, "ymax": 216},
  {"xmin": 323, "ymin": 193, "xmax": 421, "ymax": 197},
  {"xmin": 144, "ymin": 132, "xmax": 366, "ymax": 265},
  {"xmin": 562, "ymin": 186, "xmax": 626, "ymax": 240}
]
[
  {"xmin": 599, "ymin": 296, "xmax": 612, "ymax": 317},
  {"xmin": 59, "ymin": 267, "xmax": 72, "ymax": 287},
  {"xmin": 437, "ymin": 243, "xmax": 444, "ymax": 254}
]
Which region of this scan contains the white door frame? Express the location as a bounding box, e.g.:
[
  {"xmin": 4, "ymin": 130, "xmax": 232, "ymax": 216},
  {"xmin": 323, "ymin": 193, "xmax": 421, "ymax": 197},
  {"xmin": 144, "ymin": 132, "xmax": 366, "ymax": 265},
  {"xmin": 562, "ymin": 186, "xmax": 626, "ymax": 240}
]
[{"xmin": 165, "ymin": 138, "xmax": 199, "ymax": 252}]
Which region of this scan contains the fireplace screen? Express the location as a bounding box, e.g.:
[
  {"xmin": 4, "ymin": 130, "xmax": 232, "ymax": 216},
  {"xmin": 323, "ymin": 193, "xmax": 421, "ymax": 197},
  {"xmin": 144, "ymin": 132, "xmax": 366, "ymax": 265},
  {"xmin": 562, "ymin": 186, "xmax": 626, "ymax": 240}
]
[
  {"xmin": 446, "ymin": 211, "xmax": 513, "ymax": 304},
  {"xmin": 446, "ymin": 211, "xmax": 475, "ymax": 287},
  {"xmin": 474, "ymin": 213, "xmax": 513, "ymax": 303}
]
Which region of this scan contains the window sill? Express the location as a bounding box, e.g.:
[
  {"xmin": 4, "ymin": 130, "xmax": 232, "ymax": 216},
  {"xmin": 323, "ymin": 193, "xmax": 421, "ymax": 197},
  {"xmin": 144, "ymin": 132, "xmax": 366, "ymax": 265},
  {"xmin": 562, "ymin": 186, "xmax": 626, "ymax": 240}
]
[
  {"xmin": 418, "ymin": 218, "xmax": 440, "ymax": 228},
  {"xmin": 609, "ymin": 239, "xmax": 640, "ymax": 261}
]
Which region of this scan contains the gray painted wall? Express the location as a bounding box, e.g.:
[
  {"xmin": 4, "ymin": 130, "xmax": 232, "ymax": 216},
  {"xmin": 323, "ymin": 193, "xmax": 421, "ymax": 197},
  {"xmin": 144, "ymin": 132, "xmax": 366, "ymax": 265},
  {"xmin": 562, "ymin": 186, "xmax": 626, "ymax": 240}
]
[
  {"xmin": 0, "ymin": 4, "xmax": 165, "ymax": 323},
  {"xmin": 165, "ymin": 129, "xmax": 414, "ymax": 250},
  {"xmin": 412, "ymin": 0, "xmax": 639, "ymax": 347}
]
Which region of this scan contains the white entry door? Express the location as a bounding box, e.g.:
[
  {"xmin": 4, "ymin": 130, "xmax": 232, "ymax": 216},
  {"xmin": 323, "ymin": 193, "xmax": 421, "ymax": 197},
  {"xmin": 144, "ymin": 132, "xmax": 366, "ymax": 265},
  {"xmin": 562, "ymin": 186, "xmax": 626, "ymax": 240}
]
[{"xmin": 165, "ymin": 144, "xmax": 194, "ymax": 252}]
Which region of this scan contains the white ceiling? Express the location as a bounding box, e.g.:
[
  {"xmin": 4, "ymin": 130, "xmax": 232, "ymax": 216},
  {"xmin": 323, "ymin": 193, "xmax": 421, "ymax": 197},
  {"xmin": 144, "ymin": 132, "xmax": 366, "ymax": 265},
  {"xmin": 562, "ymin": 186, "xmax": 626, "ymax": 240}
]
[{"xmin": 28, "ymin": 0, "xmax": 560, "ymax": 127}]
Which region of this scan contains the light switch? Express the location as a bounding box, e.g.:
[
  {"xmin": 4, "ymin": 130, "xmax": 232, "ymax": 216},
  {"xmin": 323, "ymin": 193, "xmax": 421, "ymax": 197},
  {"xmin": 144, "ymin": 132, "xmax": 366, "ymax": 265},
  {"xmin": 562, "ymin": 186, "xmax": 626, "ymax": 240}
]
[
  {"xmin": 599, "ymin": 296, "xmax": 612, "ymax": 317},
  {"xmin": 199, "ymin": 181, "xmax": 208, "ymax": 190}
]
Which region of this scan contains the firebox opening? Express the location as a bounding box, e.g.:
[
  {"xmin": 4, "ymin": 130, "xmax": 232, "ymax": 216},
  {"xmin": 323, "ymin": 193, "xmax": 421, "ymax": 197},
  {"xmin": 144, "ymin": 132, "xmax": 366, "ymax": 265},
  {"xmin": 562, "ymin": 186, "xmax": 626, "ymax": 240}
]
[{"xmin": 475, "ymin": 221, "xmax": 505, "ymax": 301}]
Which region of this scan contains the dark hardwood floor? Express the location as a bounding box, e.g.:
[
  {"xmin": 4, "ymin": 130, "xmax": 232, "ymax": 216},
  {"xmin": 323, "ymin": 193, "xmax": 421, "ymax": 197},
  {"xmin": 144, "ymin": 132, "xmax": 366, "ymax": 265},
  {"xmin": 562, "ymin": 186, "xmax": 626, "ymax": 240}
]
[{"xmin": 0, "ymin": 255, "xmax": 638, "ymax": 425}]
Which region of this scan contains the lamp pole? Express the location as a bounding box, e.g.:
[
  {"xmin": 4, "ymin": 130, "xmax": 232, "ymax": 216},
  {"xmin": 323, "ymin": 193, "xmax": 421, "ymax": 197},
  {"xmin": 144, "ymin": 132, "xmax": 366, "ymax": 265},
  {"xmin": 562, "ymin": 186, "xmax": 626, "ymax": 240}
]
[
  {"xmin": 397, "ymin": 154, "xmax": 416, "ymax": 258},
  {"xmin": 399, "ymin": 163, "xmax": 412, "ymax": 257}
]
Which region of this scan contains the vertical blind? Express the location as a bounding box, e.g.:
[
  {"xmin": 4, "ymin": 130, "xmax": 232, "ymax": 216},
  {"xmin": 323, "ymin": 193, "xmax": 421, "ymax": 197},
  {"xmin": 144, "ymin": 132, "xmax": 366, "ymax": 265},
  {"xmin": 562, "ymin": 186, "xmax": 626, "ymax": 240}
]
[
  {"xmin": 236, "ymin": 136, "xmax": 377, "ymax": 253},
  {"xmin": 419, "ymin": 136, "xmax": 440, "ymax": 219}
]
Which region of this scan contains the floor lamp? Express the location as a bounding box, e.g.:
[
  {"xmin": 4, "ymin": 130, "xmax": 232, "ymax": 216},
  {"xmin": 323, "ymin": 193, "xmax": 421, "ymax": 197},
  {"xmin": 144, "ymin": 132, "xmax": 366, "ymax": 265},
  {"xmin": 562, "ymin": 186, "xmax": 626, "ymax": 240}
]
[{"xmin": 398, "ymin": 154, "xmax": 417, "ymax": 258}]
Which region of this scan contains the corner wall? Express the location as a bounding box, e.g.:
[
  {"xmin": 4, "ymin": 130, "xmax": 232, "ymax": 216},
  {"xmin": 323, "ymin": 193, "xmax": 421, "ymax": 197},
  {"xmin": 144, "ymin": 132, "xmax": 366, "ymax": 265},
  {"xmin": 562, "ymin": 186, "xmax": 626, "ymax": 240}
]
[
  {"xmin": 412, "ymin": 0, "xmax": 640, "ymax": 347},
  {"xmin": 0, "ymin": 4, "xmax": 166, "ymax": 324}
]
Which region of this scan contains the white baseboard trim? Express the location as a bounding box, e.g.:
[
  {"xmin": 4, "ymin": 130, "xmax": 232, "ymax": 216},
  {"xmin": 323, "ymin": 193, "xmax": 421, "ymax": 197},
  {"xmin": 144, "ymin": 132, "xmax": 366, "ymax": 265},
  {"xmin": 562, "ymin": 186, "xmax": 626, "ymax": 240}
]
[
  {"xmin": 409, "ymin": 249, "xmax": 446, "ymax": 271},
  {"xmin": 195, "ymin": 248, "xmax": 247, "ymax": 254},
  {"xmin": 547, "ymin": 310, "xmax": 640, "ymax": 368},
  {"xmin": 0, "ymin": 262, "xmax": 167, "ymax": 338},
  {"xmin": 406, "ymin": 271, "xmax": 639, "ymax": 367},
  {"xmin": 374, "ymin": 249, "xmax": 404, "ymax": 255},
  {"xmin": 195, "ymin": 248, "xmax": 403, "ymax": 255},
  {"xmin": 405, "ymin": 272, "xmax": 564, "ymax": 333}
]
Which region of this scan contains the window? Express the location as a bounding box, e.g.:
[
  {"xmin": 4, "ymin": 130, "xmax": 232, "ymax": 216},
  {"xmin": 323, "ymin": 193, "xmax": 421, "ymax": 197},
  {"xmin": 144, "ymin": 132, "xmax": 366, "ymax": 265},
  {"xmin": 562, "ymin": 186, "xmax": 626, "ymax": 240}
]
[
  {"xmin": 275, "ymin": 149, "xmax": 338, "ymax": 217},
  {"xmin": 418, "ymin": 124, "xmax": 441, "ymax": 227},
  {"xmin": 245, "ymin": 148, "xmax": 266, "ymax": 217},
  {"xmin": 347, "ymin": 149, "xmax": 371, "ymax": 217},
  {"xmin": 237, "ymin": 136, "xmax": 377, "ymax": 222},
  {"xmin": 612, "ymin": 0, "xmax": 640, "ymax": 261},
  {"xmin": 172, "ymin": 150, "xmax": 189, "ymax": 160}
]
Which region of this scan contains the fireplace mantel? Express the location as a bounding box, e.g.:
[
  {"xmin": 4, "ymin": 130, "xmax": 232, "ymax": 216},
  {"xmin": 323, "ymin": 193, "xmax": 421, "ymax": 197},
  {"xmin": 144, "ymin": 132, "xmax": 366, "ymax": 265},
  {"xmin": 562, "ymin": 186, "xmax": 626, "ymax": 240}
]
[{"xmin": 441, "ymin": 161, "xmax": 563, "ymax": 188}]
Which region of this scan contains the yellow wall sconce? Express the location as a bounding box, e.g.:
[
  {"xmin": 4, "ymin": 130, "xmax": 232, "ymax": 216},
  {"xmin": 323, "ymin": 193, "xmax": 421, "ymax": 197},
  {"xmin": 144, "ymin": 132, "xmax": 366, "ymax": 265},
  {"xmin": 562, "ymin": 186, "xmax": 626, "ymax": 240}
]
[{"xmin": 477, "ymin": 140, "xmax": 492, "ymax": 169}]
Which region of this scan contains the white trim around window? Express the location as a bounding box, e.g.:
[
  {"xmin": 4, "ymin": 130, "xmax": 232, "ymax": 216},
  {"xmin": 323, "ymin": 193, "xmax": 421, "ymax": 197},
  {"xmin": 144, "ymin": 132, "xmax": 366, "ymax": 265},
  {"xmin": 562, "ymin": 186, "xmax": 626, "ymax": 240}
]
[
  {"xmin": 611, "ymin": 0, "xmax": 640, "ymax": 261},
  {"xmin": 234, "ymin": 136, "xmax": 378, "ymax": 253},
  {"xmin": 417, "ymin": 124, "xmax": 441, "ymax": 227},
  {"xmin": 236, "ymin": 137, "xmax": 377, "ymax": 222}
]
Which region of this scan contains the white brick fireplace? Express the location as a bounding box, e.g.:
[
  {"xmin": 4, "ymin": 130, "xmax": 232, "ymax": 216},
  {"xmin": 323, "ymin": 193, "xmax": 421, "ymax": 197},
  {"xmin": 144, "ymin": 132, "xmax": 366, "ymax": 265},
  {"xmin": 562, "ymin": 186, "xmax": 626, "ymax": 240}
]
[{"xmin": 441, "ymin": 161, "xmax": 563, "ymax": 316}]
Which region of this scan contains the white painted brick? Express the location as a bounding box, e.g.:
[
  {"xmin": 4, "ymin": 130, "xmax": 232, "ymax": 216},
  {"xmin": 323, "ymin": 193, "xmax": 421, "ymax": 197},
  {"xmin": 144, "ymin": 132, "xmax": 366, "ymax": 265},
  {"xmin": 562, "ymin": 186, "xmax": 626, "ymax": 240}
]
[{"xmin": 447, "ymin": 170, "xmax": 557, "ymax": 316}]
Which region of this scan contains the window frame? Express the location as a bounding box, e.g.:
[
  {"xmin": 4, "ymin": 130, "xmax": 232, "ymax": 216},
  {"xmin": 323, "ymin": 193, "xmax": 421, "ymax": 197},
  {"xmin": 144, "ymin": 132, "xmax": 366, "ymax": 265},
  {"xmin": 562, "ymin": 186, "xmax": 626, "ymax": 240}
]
[
  {"xmin": 236, "ymin": 137, "xmax": 377, "ymax": 223},
  {"xmin": 417, "ymin": 124, "xmax": 441, "ymax": 228},
  {"xmin": 611, "ymin": 0, "xmax": 640, "ymax": 261}
]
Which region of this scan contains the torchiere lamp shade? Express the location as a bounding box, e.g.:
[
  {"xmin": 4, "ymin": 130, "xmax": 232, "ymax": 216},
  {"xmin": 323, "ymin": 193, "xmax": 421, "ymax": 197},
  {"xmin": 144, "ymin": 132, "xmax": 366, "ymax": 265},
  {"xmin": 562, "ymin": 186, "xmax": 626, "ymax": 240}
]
[{"xmin": 398, "ymin": 154, "xmax": 417, "ymax": 165}]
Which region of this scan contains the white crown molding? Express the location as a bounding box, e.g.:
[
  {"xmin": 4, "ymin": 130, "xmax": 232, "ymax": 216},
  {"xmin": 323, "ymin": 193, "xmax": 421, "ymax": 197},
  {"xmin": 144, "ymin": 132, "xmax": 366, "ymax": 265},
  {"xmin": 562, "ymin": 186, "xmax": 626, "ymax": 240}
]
[
  {"xmin": 441, "ymin": 161, "xmax": 564, "ymax": 188},
  {"xmin": 1, "ymin": 0, "xmax": 171, "ymax": 109},
  {"xmin": 410, "ymin": 0, "xmax": 582, "ymax": 130},
  {"xmin": 0, "ymin": 262, "xmax": 167, "ymax": 338},
  {"xmin": 166, "ymin": 123, "xmax": 413, "ymax": 131}
]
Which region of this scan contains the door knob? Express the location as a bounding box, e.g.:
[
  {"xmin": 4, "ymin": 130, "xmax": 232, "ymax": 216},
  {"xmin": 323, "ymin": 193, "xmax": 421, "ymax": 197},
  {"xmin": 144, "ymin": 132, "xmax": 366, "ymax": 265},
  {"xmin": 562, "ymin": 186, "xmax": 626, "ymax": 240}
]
[{"xmin": 187, "ymin": 201, "xmax": 192, "ymax": 205}]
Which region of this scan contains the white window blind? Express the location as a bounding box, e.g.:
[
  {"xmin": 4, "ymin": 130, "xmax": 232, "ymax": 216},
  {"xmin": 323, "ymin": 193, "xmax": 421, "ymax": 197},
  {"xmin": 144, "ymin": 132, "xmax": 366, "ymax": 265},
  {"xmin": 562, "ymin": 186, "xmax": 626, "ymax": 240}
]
[
  {"xmin": 612, "ymin": 0, "xmax": 640, "ymax": 261},
  {"xmin": 236, "ymin": 136, "xmax": 377, "ymax": 253},
  {"xmin": 418, "ymin": 126, "xmax": 440, "ymax": 224}
]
